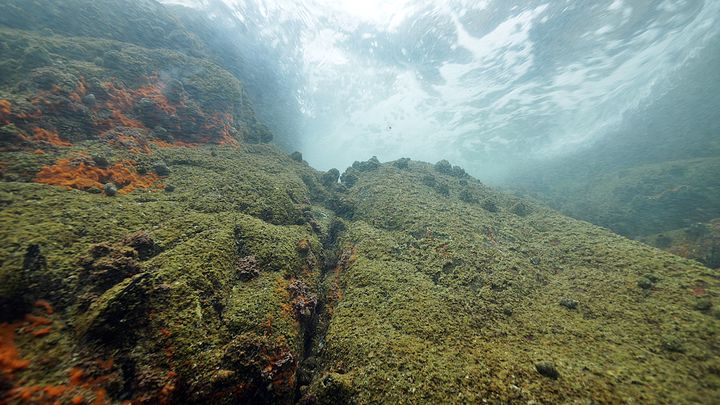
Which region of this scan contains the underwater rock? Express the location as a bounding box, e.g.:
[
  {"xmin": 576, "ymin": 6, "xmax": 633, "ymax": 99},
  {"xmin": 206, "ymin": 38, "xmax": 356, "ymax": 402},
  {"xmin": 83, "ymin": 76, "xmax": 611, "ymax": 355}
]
[
  {"xmin": 0, "ymin": 4, "xmax": 718, "ymax": 401},
  {"xmin": 103, "ymin": 182, "xmax": 117, "ymax": 196},
  {"xmin": 81, "ymin": 93, "xmax": 96, "ymax": 107},
  {"xmin": 152, "ymin": 125, "xmax": 171, "ymax": 141},
  {"xmin": 435, "ymin": 182, "xmax": 450, "ymax": 196},
  {"xmin": 510, "ymin": 201, "xmax": 531, "ymax": 216},
  {"xmin": 686, "ymin": 223, "xmax": 710, "ymax": 241},
  {"xmin": 23, "ymin": 244, "xmax": 47, "ymax": 276},
  {"xmin": 422, "ymin": 174, "xmax": 436, "ymax": 188},
  {"xmin": 326, "ymin": 195, "xmax": 356, "ymax": 219},
  {"xmin": 637, "ymin": 277, "xmax": 655, "ymax": 290},
  {"xmin": 451, "ymin": 165, "xmax": 467, "ymax": 178},
  {"xmin": 434, "ymin": 159, "xmax": 453, "ymax": 175},
  {"xmin": 322, "ymin": 168, "xmax": 340, "ymax": 187},
  {"xmin": 559, "ymin": 298, "xmax": 578, "ymax": 310},
  {"xmin": 432, "ymin": 160, "xmax": 467, "ymax": 178},
  {"xmin": 394, "ymin": 157, "xmax": 410, "ymax": 169},
  {"xmin": 153, "ymin": 162, "xmax": 170, "ymax": 176},
  {"xmin": 218, "ymin": 334, "xmax": 297, "ymax": 403},
  {"xmin": 654, "ymin": 234, "xmax": 673, "ymax": 248},
  {"xmin": 288, "ymin": 279, "xmax": 317, "ymax": 321},
  {"xmin": 80, "ymin": 242, "xmax": 141, "ymax": 294},
  {"xmin": 92, "ymin": 154, "xmax": 110, "ymax": 168},
  {"xmin": 422, "ymin": 172, "xmax": 451, "ymax": 195},
  {"xmin": 297, "ymin": 239, "xmax": 312, "ymax": 254},
  {"xmin": 340, "ymin": 170, "xmax": 358, "ymax": 188},
  {"xmin": 481, "ymin": 199, "xmax": 499, "ymax": 213},
  {"xmin": 236, "ymin": 255, "xmax": 260, "ymax": 281},
  {"xmin": 163, "ymin": 79, "xmax": 186, "ymax": 103},
  {"xmin": 22, "ymin": 46, "xmax": 53, "ymax": 67},
  {"xmin": 310, "ymin": 372, "xmax": 353, "ymax": 404},
  {"xmin": 244, "ymin": 126, "xmax": 274, "ymax": 144},
  {"xmin": 459, "ymin": 188, "xmax": 479, "ymax": 203},
  {"xmin": 290, "ymin": 151, "xmax": 303, "ymax": 162},
  {"xmin": 535, "ymin": 362, "xmax": 560, "ymax": 379},
  {"xmin": 78, "ymin": 272, "xmax": 150, "ymax": 345},
  {"xmin": 351, "ymin": 156, "xmax": 380, "ymax": 172},
  {"xmin": 121, "ymin": 231, "xmax": 160, "ymax": 260}
]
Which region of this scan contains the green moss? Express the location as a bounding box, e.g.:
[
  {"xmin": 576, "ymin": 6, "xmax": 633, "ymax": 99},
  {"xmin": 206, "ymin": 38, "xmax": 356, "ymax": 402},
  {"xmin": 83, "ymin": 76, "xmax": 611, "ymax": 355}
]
[{"xmin": 301, "ymin": 162, "xmax": 720, "ymax": 403}]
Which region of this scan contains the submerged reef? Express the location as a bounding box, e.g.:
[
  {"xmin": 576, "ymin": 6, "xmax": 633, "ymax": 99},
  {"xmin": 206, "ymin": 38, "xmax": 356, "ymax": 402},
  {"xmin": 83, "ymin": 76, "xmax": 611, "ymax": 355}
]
[
  {"xmin": 514, "ymin": 155, "xmax": 720, "ymax": 269},
  {"xmin": 1, "ymin": 0, "xmax": 719, "ymax": 403},
  {"xmin": 2, "ymin": 141, "xmax": 719, "ymax": 403}
]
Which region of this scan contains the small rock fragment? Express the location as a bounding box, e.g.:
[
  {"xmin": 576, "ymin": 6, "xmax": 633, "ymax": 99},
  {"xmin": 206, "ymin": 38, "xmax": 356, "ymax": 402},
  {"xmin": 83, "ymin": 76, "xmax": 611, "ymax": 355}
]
[
  {"xmin": 103, "ymin": 182, "xmax": 117, "ymax": 196},
  {"xmin": 297, "ymin": 239, "xmax": 311, "ymax": 254},
  {"xmin": 637, "ymin": 277, "xmax": 654, "ymax": 290},
  {"xmin": 434, "ymin": 159, "xmax": 453, "ymax": 175},
  {"xmin": 82, "ymin": 93, "xmax": 96, "ymax": 107},
  {"xmin": 322, "ymin": 169, "xmax": 340, "ymax": 187},
  {"xmin": 559, "ymin": 298, "xmax": 578, "ymax": 310},
  {"xmin": 290, "ymin": 151, "xmax": 303, "ymax": 162},
  {"xmin": 535, "ymin": 361, "xmax": 559, "ymax": 379},
  {"xmin": 237, "ymin": 255, "xmax": 260, "ymax": 281},
  {"xmin": 153, "ymin": 162, "xmax": 170, "ymax": 176},
  {"xmin": 122, "ymin": 231, "xmax": 160, "ymax": 260}
]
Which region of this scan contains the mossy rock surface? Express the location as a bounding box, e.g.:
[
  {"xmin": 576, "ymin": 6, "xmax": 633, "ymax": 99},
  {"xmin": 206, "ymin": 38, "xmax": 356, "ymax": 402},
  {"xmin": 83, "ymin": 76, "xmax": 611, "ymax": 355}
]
[
  {"xmin": 3, "ymin": 144, "xmax": 720, "ymax": 403},
  {"xmin": 303, "ymin": 163, "xmax": 720, "ymax": 404},
  {"xmin": 1, "ymin": 1, "xmax": 719, "ymax": 403}
]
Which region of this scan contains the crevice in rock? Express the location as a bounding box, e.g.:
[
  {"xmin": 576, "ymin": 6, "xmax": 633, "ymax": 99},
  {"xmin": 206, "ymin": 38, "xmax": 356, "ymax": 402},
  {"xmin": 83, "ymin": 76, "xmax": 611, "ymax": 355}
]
[{"xmin": 293, "ymin": 218, "xmax": 349, "ymax": 403}]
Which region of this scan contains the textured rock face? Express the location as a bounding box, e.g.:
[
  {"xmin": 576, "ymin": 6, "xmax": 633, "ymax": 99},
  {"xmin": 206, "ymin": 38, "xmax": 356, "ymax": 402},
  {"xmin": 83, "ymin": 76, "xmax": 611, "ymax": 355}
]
[
  {"xmin": 300, "ymin": 160, "xmax": 719, "ymax": 404},
  {"xmin": 0, "ymin": 1, "xmax": 719, "ymax": 404},
  {"xmin": 1, "ymin": 145, "xmax": 718, "ymax": 404}
]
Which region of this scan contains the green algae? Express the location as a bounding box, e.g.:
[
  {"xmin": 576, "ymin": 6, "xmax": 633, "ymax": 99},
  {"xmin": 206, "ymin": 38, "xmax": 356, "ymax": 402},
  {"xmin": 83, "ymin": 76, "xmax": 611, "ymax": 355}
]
[
  {"xmin": 2, "ymin": 145, "xmax": 719, "ymax": 403},
  {"xmin": 0, "ymin": 1, "xmax": 718, "ymax": 402},
  {"xmin": 303, "ymin": 161, "xmax": 720, "ymax": 404},
  {"xmin": 0, "ymin": 142, "xmax": 332, "ymax": 402},
  {"xmin": 513, "ymin": 155, "xmax": 720, "ymax": 268}
]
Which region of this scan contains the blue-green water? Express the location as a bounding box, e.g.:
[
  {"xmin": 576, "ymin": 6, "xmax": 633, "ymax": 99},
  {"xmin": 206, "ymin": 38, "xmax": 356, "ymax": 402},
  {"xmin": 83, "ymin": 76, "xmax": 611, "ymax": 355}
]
[{"xmin": 167, "ymin": 0, "xmax": 720, "ymax": 182}]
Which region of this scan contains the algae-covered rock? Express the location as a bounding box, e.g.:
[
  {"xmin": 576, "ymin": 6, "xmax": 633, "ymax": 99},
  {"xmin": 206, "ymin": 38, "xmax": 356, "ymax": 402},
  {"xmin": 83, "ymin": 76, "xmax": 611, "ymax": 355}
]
[
  {"xmin": 3, "ymin": 140, "xmax": 720, "ymax": 404},
  {"xmin": 1, "ymin": 1, "xmax": 719, "ymax": 403},
  {"xmin": 298, "ymin": 162, "xmax": 720, "ymax": 404}
]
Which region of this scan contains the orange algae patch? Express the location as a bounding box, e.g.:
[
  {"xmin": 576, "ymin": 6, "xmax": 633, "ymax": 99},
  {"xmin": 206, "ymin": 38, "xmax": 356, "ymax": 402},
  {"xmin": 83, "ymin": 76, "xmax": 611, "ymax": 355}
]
[
  {"xmin": 9, "ymin": 386, "xmax": 42, "ymax": 401},
  {"xmin": 30, "ymin": 327, "xmax": 52, "ymax": 337},
  {"xmin": 92, "ymin": 388, "xmax": 107, "ymax": 405},
  {"xmin": 35, "ymin": 158, "xmax": 162, "ymax": 194},
  {"xmin": 69, "ymin": 78, "xmax": 88, "ymax": 103},
  {"xmin": 34, "ymin": 299, "xmax": 54, "ymax": 315},
  {"xmin": 71, "ymin": 396, "xmax": 85, "ymax": 404},
  {"xmin": 44, "ymin": 385, "xmax": 68, "ymax": 397},
  {"xmin": 70, "ymin": 367, "xmax": 85, "ymax": 386},
  {"xmin": 25, "ymin": 314, "xmax": 52, "ymax": 327},
  {"xmin": 0, "ymin": 99, "xmax": 11, "ymax": 123},
  {"xmin": 0, "ymin": 323, "xmax": 30, "ymax": 379},
  {"xmin": 32, "ymin": 127, "xmax": 72, "ymax": 147},
  {"xmin": 135, "ymin": 83, "xmax": 177, "ymax": 115}
]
